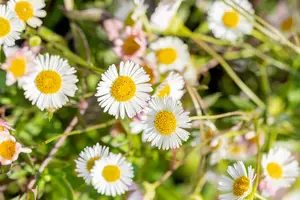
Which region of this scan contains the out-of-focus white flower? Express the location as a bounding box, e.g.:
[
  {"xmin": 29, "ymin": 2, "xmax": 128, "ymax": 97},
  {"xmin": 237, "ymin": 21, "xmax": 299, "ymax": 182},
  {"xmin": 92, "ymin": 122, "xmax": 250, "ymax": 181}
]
[
  {"xmin": 0, "ymin": 134, "xmax": 31, "ymax": 165},
  {"xmin": 0, "ymin": 119, "xmax": 14, "ymax": 135},
  {"xmin": 1, "ymin": 46, "xmax": 37, "ymax": 88},
  {"xmin": 218, "ymin": 161, "xmax": 256, "ymax": 200},
  {"xmin": 207, "ymin": 0, "xmax": 254, "ymax": 42},
  {"xmin": 150, "ymin": 0, "xmax": 182, "ymax": 31}
]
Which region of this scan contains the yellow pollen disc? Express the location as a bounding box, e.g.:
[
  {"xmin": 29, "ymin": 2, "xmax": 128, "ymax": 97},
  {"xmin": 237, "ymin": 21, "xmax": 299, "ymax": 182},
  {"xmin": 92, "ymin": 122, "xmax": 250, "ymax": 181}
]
[
  {"xmin": 281, "ymin": 17, "xmax": 294, "ymax": 32},
  {"xmin": 233, "ymin": 176, "xmax": 250, "ymax": 196},
  {"xmin": 231, "ymin": 146, "xmax": 245, "ymax": 154},
  {"xmin": 123, "ymin": 36, "xmax": 140, "ymax": 56},
  {"xmin": 111, "ymin": 76, "xmax": 136, "ymax": 102},
  {"xmin": 142, "ymin": 65, "xmax": 155, "ymax": 83},
  {"xmin": 156, "ymin": 48, "xmax": 177, "ymax": 65},
  {"xmin": 0, "ymin": 140, "xmax": 16, "ymax": 160},
  {"xmin": 0, "ymin": 126, "xmax": 4, "ymax": 132},
  {"xmin": 87, "ymin": 156, "xmax": 100, "ymax": 172},
  {"xmin": 0, "ymin": 17, "xmax": 11, "ymax": 37},
  {"xmin": 15, "ymin": 1, "xmax": 34, "ymax": 21},
  {"xmin": 157, "ymin": 84, "xmax": 171, "ymax": 98},
  {"xmin": 222, "ymin": 11, "xmax": 240, "ymax": 28},
  {"xmin": 35, "ymin": 70, "xmax": 62, "ymax": 94},
  {"xmin": 154, "ymin": 111, "xmax": 177, "ymax": 135},
  {"xmin": 9, "ymin": 58, "xmax": 26, "ymax": 78},
  {"xmin": 102, "ymin": 165, "xmax": 121, "ymax": 182},
  {"xmin": 267, "ymin": 162, "xmax": 283, "ymax": 179}
]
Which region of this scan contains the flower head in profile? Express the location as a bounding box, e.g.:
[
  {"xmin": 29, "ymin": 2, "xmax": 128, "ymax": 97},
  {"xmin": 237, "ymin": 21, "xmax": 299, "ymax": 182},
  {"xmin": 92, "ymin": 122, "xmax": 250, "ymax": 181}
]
[
  {"xmin": 261, "ymin": 148, "xmax": 299, "ymax": 192},
  {"xmin": 149, "ymin": 36, "xmax": 190, "ymax": 73},
  {"xmin": 150, "ymin": 0, "xmax": 182, "ymax": 31},
  {"xmin": 75, "ymin": 144, "xmax": 109, "ymax": 184},
  {"xmin": 0, "ymin": 119, "xmax": 14, "ymax": 135},
  {"xmin": 95, "ymin": 61, "xmax": 152, "ymax": 119},
  {"xmin": 218, "ymin": 161, "xmax": 256, "ymax": 200},
  {"xmin": 142, "ymin": 97, "xmax": 191, "ymax": 150},
  {"xmin": 155, "ymin": 71, "xmax": 185, "ymax": 100},
  {"xmin": 114, "ymin": 24, "xmax": 147, "ymax": 61},
  {"xmin": 207, "ymin": 0, "xmax": 254, "ymax": 42},
  {"xmin": 1, "ymin": 46, "xmax": 37, "ymax": 87},
  {"xmin": 91, "ymin": 153, "xmax": 134, "ymax": 197},
  {"xmin": 0, "ymin": 5, "xmax": 24, "ymax": 46},
  {"xmin": 8, "ymin": 0, "xmax": 47, "ymax": 28},
  {"xmin": 124, "ymin": 0, "xmax": 148, "ymax": 26},
  {"xmin": 23, "ymin": 54, "xmax": 79, "ymax": 111},
  {"xmin": 0, "ymin": 134, "xmax": 31, "ymax": 165}
]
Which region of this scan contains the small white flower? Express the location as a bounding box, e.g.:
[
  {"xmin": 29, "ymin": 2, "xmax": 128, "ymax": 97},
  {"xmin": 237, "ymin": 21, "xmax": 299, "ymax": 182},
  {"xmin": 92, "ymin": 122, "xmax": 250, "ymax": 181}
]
[
  {"xmin": 155, "ymin": 71, "xmax": 185, "ymax": 100},
  {"xmin": 8, "ymin": 0, "xmax": 47, "ymax": 28},
  {"xmin": 142, "ymin": 97, "xmax": 191, "ymax": 150},
  {"xmin": 23, "ymin": 54, "xmax": 79, "ymax": 111},
  {"xmin": 150, "ymin": 0, "xmax": 182, "ymax": 31},
  {"xmin": 0, "ymin": 119, "xmax": 14, "ymax": 135},
  {"xmin": 75, "ymin": 143, "xmax": 109, "ymax": 184},
  {"xmin": 131, "ymin": 0, "xmax": 148, "ymax": 21},
  {"xmin": 149, "ymin": 37, "xmax": 190, "ymax": 73},
  {"xmin": 1, "ymin": 46, "xmax": 37, "ymax": 87},
  {"xmin": 95, "ymin": 61, "xmax": 152, "ymax": 119},
  {"xmin": 218, "ymin": 161, "xmax": 256, "ymax": 200},
  {"xmin": 262, "ymin": 147, "xmax": 299, "ymax": 190},
  {"xmin": 0, "ymin": 5, "xmax": 24, "ymax": 47},
  {"xmin": 0, "ymin": 134, "xmax": 31, "ymax": 165},
  {"xmin": 91, "ymin": 153, "xmax": 134, "ymax": 197},
  {"xmin": 129, "ymin": 112, "xmax": 147, "ymax": 134},
  {"xmin": 207, "ymin": 0, "xmax": 254, "ymax": 42}
]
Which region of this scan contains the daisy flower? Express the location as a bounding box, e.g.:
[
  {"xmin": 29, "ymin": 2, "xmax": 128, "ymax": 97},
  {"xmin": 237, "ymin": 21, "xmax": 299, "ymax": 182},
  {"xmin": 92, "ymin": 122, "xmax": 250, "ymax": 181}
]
[
  {"xmin": 0, "ymin": 134, "xmax": 31, "ymax": 165},
  {"xmin": 210, "ymin": 135, "xmax": 228, "ymax": 165},
  {"xmin": 183, "ymin": 63, "xmax": 199, "ymax": 86},
  {"xmin": 113, "ymin": 24, "xmax": 146, "ymax": 61},
  {"xmin": 103, "ymin": 19, "xmax": 124, "ymax": 41},
  {"xmin": 0, "ymin": 5, "xmax": 24, "ymax": 47},
  {"xmin": 155, "ymin": 71, "xmax": 185, "ymax": 100},
  {"xmin": 261, "ymin": 147, "xmax": 299, "ymax": 190},
  {"xmin": 91, "ymin": 153, "xmax": 134, "ymax": 197},
  {"xmin": 142, "ymin": 97, "xmax": 191, "ymax": 150},
  {"xmin": 124, "ymin": 0, "xmax": 148, "ymax": 26},
  {"xmin": 150, "ymin": 0, "xmax": 182, "ymax": 31},
  {"xmin": 218, "ymin": 161, "xmax": 256, "ymax": 200},
  {"xmin": 0, "ymin": 119, "xmax": 14, "ymax": 135},
  {"xmin": 149, "ymin": 37, "xmax": 190, "ymax": 73},
  {"xmin": 207, "ymin": 0, "xmax": 254, "ymax": 42},
  {"xmin": 8, "ymin": 0, "xmax": 47, "ymax": 28},
  {"xmin": 129, "ymin": 112, "xmax": 146, "ymax": 134},
  {"xmin": 23, "ymin": 54, "xmax": 79, "ymax": 111},
  {"xmin": 95, "ymin": 61, "xmax": 152, "ymax": 119},
  {"xmin": 75, "ymin": 143, "xmax": 109, "ymax": 184},
  {"xmin": 1, "ymin": 46, "xmax": 37, "ymax": 87}
]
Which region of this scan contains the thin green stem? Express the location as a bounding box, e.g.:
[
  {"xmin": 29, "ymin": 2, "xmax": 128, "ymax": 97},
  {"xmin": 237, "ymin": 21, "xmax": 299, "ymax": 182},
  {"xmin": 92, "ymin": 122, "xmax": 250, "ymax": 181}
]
[
  {"xmin": 37, "ymin": 119, "xmax": 116, "ymax": 147},
  {"xmin": 192, "ymin": 39, "xmax": 265, "ymax": 108},
  {"xmin": 190, "ymin": 111, "xmax": 250, "ymax": 120},
  {"xmin": 255, "ymin": 193, "xmax": 268, "ymax": 200}
]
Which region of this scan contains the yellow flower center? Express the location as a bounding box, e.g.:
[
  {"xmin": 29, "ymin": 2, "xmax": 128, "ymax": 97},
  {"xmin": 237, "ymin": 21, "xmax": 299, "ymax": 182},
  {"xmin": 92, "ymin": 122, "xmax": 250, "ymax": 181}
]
[
  {"xmin": 222, "ymin": 11, "xmax": 240, "ymax": 28},
  {"xmin": 267, "ymin": 162, "xmax": 283, "ymax": 179},
  {"xmin": 102, "ymin": 165, "xmax": 121, "ymax": 182},
  {"xmin": 35, "ymin": 70, "xmax": 62, "ymax": 94},
  {"xmin": 0, "ymin": 126, "xmax": 4, "ymax": 132},
  {"xmin": 9, "ymin": 58, "xmax": 26, "ymax": 78},
  {"xmin": 154, "ymin": 111, "xmax": 177, "ymax": 135},
  {"xmin": 157, "ymin": 84, "xmax": 171, "ymax": 98},
  {"xmin": 0, "ymin": 17, "xmax": 11, "ymax": 37},
  {"xmin": 232, "ymin": 176, "xmax": 250, "ymax": 196},
  {"xmin": 156, "ymin": 48, "xmax": 177, "ymax": 65},
  {"xmin": 230, "ymin": 146, "xmax": 245, "ymax": 154},
  {"xmin": 281, "ymin": 17, "xmax": 294, "ymax": 32},
  {"xmin": 123, "ymin": 36, "xmax": 140, "ymax": 56},
  {"xmin": 142, "ymin": 65, "xmax": 155, "ymax": 83},
  {"xmin": 86, "ymin": 156, "xmax": 100, "ymax": 172},
  {"xmin": 111, "ymin": 76, "xmax": 136, "ymax": 102},
  {"xmin": 0, "ymin": 140, "xmax": 16, "ymax": 160},
  {"xmin": 15, "ymin": 1, "xmax": 34, "ymax": 21}
]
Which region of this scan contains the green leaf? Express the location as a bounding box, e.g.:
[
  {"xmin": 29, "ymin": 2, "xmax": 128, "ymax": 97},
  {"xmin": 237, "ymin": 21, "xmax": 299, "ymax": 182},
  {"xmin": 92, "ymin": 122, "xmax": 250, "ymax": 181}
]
[
  {"xmin": 50, "ymin": 175, "xmax": 74, "ymax": 200},
  {"xmin": 71, "ymin": 23, "xmax": 91, "ymax": 62},
  {"xmin": 229, "ymin": 96, "xmax": 255, "ymax": 110},
  {"xmin": 203, "ymin": 92, "xmax": 222, "ymax": 108}
]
